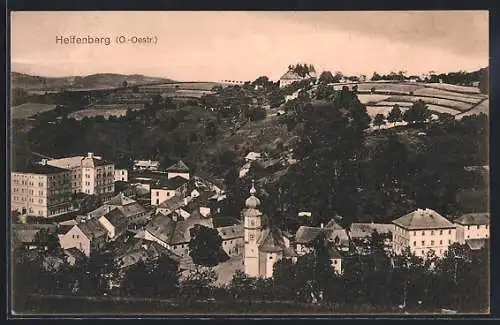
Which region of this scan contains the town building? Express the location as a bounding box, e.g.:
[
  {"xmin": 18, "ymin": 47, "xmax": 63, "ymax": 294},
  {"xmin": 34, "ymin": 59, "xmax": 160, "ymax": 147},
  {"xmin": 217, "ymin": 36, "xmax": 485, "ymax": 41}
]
[
  {"xmin": 114, "ymin": 169, "xmax": 128, "ymax": 182},
  {"xmin": 279, "ymin": 68, "xmax": 317, "ymax": 88},
  {"xmin": 11, "ymin": 162, "xmax": 74, "ymax": 218},
  {"xmin": 294, "ymin": 224, "xmax": 343, "ymax": 275},
  {"xmin": 454, "ymin": 213, "xmax": 489, "ymax": 244},
  {"xmin": 166, "ymin": 160, "xmax": 190, "ymax": 180},
  {"xmin": 150, "ymin": 176, "xmax": 190, "ymax": 206},
  {"xmin": 12, "ymin": 222, "xmax": 58, "ymax": 250},
  {"xmin": 87, "ymin": 193, "xmax": 149, "ymax": 226},
  {"xmin": 133, "ymin": 160, "xmax": 160, "ymax": 171},
  {"xmin": 392, "ymin": 208, "xmax": 457, "ymax": 258},
  {"xmin": 243, "ymin": 181, "xmax": 296, "ymax": 278},
  {"xmin": 46, "ymin": 152, "xmax": 115, "ymax": 198},
  {"xmin": 97, "ymin": 208, "xmax": 129, "ymax": 240},
  {"xmin": 58, "ymin": 218, "xmax": 108, "ymax": 256},
  {"xmin": 217, "ymin": 224, "xmax": 244, "ymax": 257}
]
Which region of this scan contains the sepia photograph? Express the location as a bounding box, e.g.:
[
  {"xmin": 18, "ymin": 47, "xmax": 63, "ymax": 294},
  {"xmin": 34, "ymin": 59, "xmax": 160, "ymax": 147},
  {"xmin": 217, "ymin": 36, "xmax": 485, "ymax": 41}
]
[{"xmin": 9, "ymin": 10, "xmax": 490, "ymax": 316}]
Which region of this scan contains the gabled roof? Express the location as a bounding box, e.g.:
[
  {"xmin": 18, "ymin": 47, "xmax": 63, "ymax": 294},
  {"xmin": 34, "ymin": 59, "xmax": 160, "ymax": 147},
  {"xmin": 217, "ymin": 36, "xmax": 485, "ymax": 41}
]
[
  {"xmin": 280, "ymin": 70, "xmax": 305, "ymax": 81},
  {"xmin": 350, "ymin": 223, "xmax": 395, "ymax": 238},
  {"xmin": 217, "ymin": 224, "xmax": 243, "ymax": 240},
  {"xmin": 158, "ymin": 194, "xmax": 186, "ymax": 210},
  {"xmin": 77, "ymin": 219, "xmax": 108, "ymax": 240},
  {"xmin": 114, "ymin": 237, "xmax": 181, "ymax": 269},
  {"xmin": 145, "ymin": 214, "xmax": 177, "ymax": 244},
  {"xmin": 106, "ymin": 193, "xmax": 137, "ymax": 206},
  {"xmin": 166, "ymin": 160, "xmax": 190, "ymax": 173},
  {"xmin": 102, "ymin": 209, "xmax": 128, "ymax": 229},
  {"xmin": 57, "ymin": 224, "xmax": 75, "ymax": 235},
  {"xmin": 392, "ymin": 208, "xmax": 455, "ymax": 230},
  {"xmin": 47, "ymin": 156, "xmax": 85, "ymax": 169},
  {"xmin": 170, "ymin": 216, "xmax": 213, "ymax": 245},
  {"xmin": 154, "ymin": 176, "xmax": 189, "ymax": 190},
  {"xmin": 454, "ymin": 213, "xmax": 490, "ymax": 226},
  {"xmin": 295, "ymin": 226, "xmax": 335, "ymax": 244},
  {"xmin": 258, "ymin": 227, "xmax": 287, "ymax": 253}
]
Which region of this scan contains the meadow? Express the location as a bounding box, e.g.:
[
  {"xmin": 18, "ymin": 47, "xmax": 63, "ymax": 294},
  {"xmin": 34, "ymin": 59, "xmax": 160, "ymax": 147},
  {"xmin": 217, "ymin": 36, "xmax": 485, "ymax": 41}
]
[{"xmin": 12, "ymin": 103, "xmax": 58, "ymax": 120}]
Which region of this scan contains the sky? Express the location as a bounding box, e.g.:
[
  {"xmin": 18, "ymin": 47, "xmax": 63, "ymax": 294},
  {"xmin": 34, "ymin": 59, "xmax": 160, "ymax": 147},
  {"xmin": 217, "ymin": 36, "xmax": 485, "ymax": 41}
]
[{"xmin": 10, "ymin": 11, "xmax": 489, "ymax": 82}]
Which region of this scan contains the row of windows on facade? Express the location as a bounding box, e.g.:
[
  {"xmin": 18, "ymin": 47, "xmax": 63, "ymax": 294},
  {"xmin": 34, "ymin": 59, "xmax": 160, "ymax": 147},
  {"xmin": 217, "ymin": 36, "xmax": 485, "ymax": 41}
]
[{"xmin": 413, "ymin": 239, "xmax": 452, "ymax": 246}]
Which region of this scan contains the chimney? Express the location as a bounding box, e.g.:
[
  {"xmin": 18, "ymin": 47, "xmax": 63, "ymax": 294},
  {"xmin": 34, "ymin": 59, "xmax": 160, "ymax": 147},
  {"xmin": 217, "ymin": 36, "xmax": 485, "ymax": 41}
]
[
  {"xmin": 41, "ymin": 159, "xmax": 48, "ymax": 166},
  {"xmin": 87, "ymin": 152, "xmax": 94, "ymax": 159}
]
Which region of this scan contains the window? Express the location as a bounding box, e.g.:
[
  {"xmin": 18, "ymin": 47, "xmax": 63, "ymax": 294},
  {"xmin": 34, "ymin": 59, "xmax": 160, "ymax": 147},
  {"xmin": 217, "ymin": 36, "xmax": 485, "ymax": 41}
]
[
  {"xmin": 269, "ymin": 256, "xmax": 273, "ymax": 260},
  {"xmin": 413, "ymin": 241, "xmax": 416, "ymax": 246},
  {"xmin": 156, "ymin": 199, "xmax": 159, "ymax": 205},
  {"xmin": 467, "ymin": 225, "xmax": 470, "ymax": 230},
  {"xmin": 477, "ymin": 225, "xmax": 480, "ymax": 230},
  {"xmin": 486, "ymin": 225, "xmax": 489, "ymax": 230},
  {"xmin": 422, "ymin": 250, "xmax": 425, "ymax": 255},
  {"xmin": 448, "ymin": 230, "xmax": 451, "ymax": 235},
  {"xmin": 431, "ymin": 240, "xmax": 434, "ymax": 245},
  {"xmin": 448, "ymin": 240, "xmax": 451, "ymax": 244},
  {"xmin": 440, "ymin": 240, "xmax": 443, "ymax": 245},
  {"xmin": 156, "ymin": 191, "xmax": 159, "ymax": 197},
  {"xmin": 422, "ymin": 231, "xmax": 425, "ymax": 236},
  {"xmin": 250, "ymin": 220, "xmax": 255, "ymax": 226},
  {"xmin": 440, "ymin": 230, "xmax": 443, "ymax": 235},
  {"xmin": 431, "ymin": 230, "xmax": 434, "ymax": 235},
  {"xmin": 421, "ymin": 241, "xmax": 425, "ymax": 246},
  {"xmin": 249, "ymin": 234, "xmax": 255, "ymax": 240}
]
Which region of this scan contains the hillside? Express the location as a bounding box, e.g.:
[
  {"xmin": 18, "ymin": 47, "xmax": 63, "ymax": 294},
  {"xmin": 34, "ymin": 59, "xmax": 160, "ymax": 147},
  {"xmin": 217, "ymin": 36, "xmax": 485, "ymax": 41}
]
[{"xmin": 11, "ymin": 72, "xmax": 174, "ymax": 91}]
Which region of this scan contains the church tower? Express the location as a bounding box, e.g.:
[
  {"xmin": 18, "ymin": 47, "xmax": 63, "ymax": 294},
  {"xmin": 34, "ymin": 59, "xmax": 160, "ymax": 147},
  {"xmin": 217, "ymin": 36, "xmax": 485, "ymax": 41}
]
[{"xmin": 243, "ymin": 180, "xmax": 262, "ymax": 277}]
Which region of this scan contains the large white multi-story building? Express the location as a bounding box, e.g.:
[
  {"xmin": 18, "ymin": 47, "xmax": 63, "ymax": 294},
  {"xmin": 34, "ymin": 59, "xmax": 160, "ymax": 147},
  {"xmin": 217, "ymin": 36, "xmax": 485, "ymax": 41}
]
[
  {"xmin": 454, "ymin": 213, "xmax": 489, "ymax": 244},
  {"xmin": 392, "ymin": 208, "xmax": 457, "ymax": 258},
  {"xmin": 11, "ymin": 161, "xmax": 74, "ymax": 218},
  {"xmin": 46, "ymin": 152, "xmax": 115, "ymax": 198}
]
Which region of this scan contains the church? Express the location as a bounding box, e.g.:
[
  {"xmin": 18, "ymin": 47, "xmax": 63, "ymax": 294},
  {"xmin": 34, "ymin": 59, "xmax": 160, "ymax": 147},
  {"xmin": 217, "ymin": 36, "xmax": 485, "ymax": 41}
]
[{"xmin": 243, "ymin": 181, "xmax": 296, "ymax": 278}]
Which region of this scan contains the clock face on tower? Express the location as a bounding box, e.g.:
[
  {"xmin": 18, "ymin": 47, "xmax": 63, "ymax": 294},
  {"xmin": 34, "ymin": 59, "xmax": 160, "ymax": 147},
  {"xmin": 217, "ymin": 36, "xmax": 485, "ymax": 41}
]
[{"xmin": 249, "ymin": 234, "xmax": 255, "ymax": 240}]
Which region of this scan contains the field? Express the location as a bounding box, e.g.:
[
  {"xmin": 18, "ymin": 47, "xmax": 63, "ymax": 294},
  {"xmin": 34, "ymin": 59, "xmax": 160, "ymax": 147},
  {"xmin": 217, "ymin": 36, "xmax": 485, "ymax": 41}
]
[
  {"xmin": 385, "ymin": 95, "xmax": 471, "ymax": 111},
  {"xmin": 67, "ymin": 104, "xmax": 145, "ymax": 120},
  {"xmin": 413, "ymin": 88, "xmax": 484, "ymax": 103},
  {"xmin": 455, "ymin": 99, "xmax": 489, "ymax": 120},
  {"xmin": 356, "ymin": 94, "xmax": 390, "ymax": 104},
  {"xmin": 11, "ymin": 103, "xmax": 57, "ymax": 120},
  {"xmin": 424, "ymin": 83, "xmax": 482, "ymax": 94},
  {"xmin": 366, "ymin": 106, "xmax": 409, "ymax": 118},
  {"xmin": 355, "ymin": 82, "xmax": 424, "ymax": 93}
]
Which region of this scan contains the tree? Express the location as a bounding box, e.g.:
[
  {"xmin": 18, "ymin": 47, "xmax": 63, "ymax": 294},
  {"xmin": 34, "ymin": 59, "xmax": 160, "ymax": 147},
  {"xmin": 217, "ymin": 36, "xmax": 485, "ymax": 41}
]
[
  {"xmin": 371, "ymin": 72, "xmax": 382, "ymax": 81},
  {"xmin": 180, "ymin": 267, "xmax": 218, "ymax": 300},
  {"xmin": 189, "ymin": 224, "xmax": 229, "ymax": 267},
  {"xmin": 229, "ymin": 270, "xmax": 255, "ymax": 300},
  {"xmin": 387, "ymin": 104, "xmax": 403, "ymax": 125},
  {"xmin": 373, "ymin": 114, "xmax": 386, "ymax": 129},
  {"xmin": 122, "ymin": 80, "xmax": 128, "ymax": 88},
  {"xmin": 403, "ymin": 100, "xmax": 431, "ymax": 124},
  {"xmin": 319, "ymin": 71, "xmax": 335, "ymax": 84}
]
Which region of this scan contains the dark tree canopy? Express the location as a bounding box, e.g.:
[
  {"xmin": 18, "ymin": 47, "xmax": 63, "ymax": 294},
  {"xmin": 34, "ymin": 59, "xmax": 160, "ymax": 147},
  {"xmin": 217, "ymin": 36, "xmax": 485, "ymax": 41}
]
[{"xmin": 189, "ymin": 224, "xmax": 229, "ymax": 267}]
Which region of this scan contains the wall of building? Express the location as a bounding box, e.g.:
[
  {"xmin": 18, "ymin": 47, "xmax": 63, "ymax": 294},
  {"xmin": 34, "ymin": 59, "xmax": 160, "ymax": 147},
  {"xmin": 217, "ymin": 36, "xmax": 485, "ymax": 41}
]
[
  {"xmin": 150, "ymin": 188, "xmax": 177, "ymax": 206},
  {"xmin": 222, "ymin": 236, "xmax": 244, "ymax": 257},
  {"xmin": 393, "ymin": 225, "xmax": 457, "ymax": 257},
  {"xmin": 59, "ymin": 226, "xmax": 91, "ymax": 256},
  {"xmin": 455, "ymin": 223, "xmax": 489, "ymax": 244},
  {"xmin": 98, "ymin": 216, "xmax": 115, "ymax": 239},
  {"xmin": 11, "ymin": 170, "xmax": 74, "ymax": 218},
  {"xmin": 114, "ymin": 169, "xmax": 128, "ymax": 182}
]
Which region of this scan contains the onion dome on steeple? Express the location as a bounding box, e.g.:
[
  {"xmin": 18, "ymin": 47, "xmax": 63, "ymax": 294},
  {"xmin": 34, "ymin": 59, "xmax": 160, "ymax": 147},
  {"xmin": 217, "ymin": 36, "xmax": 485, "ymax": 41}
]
[{"xmin": 245, "ymin": 179, "xmax": 261, "ymax": 209}]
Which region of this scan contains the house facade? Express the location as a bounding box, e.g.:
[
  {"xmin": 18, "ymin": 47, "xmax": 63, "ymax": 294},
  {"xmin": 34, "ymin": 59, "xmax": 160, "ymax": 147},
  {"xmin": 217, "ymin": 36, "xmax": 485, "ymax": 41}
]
[
  {"xmin": 392, "ymin": 208, "xmax": 457, "ymax": 258},
  {"xmin": 114, "ymin": 169, "xmax": 128, "ymax": 182},
  {"xmin": 47, "ymin": 152, "xmax": 115, "ymax": 198},
  {"xmin": 454, "ymin": 213, "xmax": 489, "ymax": 244},
  {"xmin": 11, "ymin": 162, "xmax": 74, "ymax": 218},
  {"xmin": 58, "ymin": 218, "xmax": 107, "ymax": 257},
  {"xmin": 217, "ymin": 224, "xmax": 244, "ymax": 257},
  {"xmin": 150, "ymin": 176, "xmax": 189, "ymax": 206}
]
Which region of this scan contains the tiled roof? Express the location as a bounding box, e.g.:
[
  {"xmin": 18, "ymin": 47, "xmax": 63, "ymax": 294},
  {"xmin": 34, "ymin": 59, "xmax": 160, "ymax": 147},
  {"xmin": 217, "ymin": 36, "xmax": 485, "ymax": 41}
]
[
  {"xmin": 392, "ymin": 208, "xmax": 455, "ymax": 230},
  {"xmin": 78, "ymin": 218, "xmax": 108, "ymax": 240},
  {"xmin": 57, "ymin": 224, "xmax": 74, "ymax": 235},
  {"xmin": 154, "ymin": 176, "xmax": 189, "ymax": 190},
  {"xmin": 258, "ymin": 227, "xmax": 287, "ymax": 253},
  {"xmin": 158, "ymin": 194, "xmax": 186, "ymax": 210},
  {"xmin": 166, "ymin": 160, "xmax": 190, "ymax": 172},
  {"xmin": 82, "ymin": 156, "xmax": 113, "ymax": 168},
  {"xmin": 465, "ymin": 238, "xmax": 488, "ymax": 251},
  {"xmin": 350, "ymin": 223, "xmax": 395, "ymax": 238},
  {"xmin": 280, "ymin": 70, "xmax": 304, "ymax": 81},
  {"xmin": 103, "ymin": 209, "xmax": 128, "ymax": 229},
  {"xmin": 217, "ymin": 224, "xmax": 243, "ymax": 240},
  {"xmin": 170, "ymin": 216, "xmax": 213, "ymax": 245},
  {"xmin": 295, "ymin": 226, "xmax": 336, "ymax": 244},
  {"xmin": 115, "ymin": 237, "xmax": 180, "ymax": 269},
  {"xmin": 106, "ymin": 193, "xmax": 137, "ymax": 206},
  {"xmin": 13, "ymin": 164, "xmax": 68, "ymax": 175},
  {"xmin": 454, "ymin": 213, "xmax": 489, "ymax": 226},
  {"xmin": 145, "ymin": 214, "xmax": 177, "ymax": 244},
  {"xmin": 47, "ymin": 156, "xmax": 85, "ymax": 169}
]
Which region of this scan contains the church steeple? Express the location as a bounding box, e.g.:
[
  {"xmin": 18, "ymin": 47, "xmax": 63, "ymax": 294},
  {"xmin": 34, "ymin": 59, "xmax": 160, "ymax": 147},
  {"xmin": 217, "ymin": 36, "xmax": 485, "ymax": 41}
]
[{"xmin": 245, "ymin": 179, "xmax": 261, "ymax": 209}]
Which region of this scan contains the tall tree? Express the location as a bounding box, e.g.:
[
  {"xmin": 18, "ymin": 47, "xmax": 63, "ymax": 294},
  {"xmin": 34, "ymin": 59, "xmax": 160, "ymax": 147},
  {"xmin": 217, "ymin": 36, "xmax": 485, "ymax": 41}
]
[
  {"xmin": 387, "ymin": 104, "xmax": 403, "ymax": 125},
  {"xmin": 373, "ymin": 114, "xmax": 386, "ymax": 129},
  {"xmin": 189, "ymin": 224, "xmax": 229, "ymax": 267}
]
